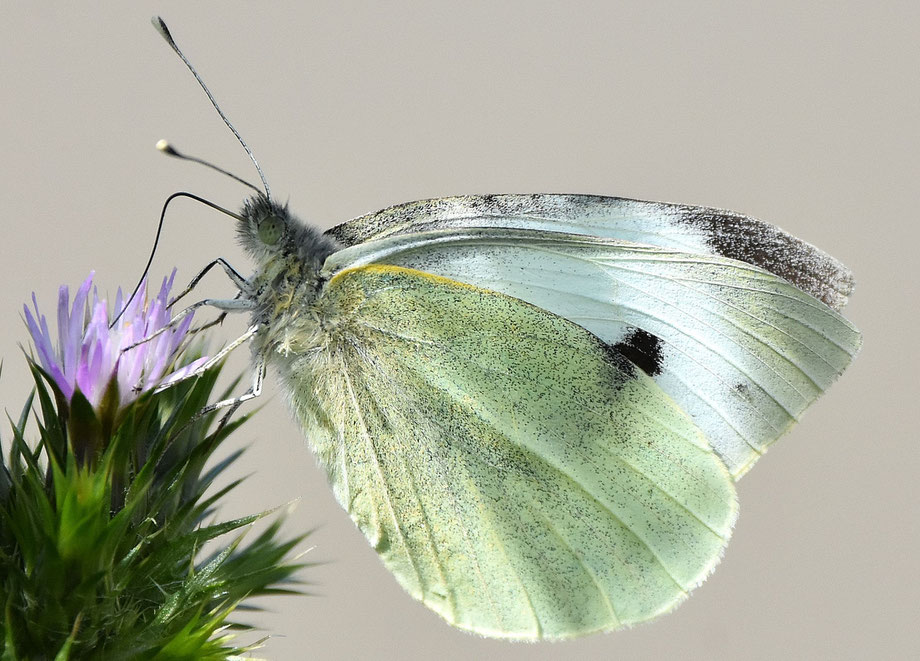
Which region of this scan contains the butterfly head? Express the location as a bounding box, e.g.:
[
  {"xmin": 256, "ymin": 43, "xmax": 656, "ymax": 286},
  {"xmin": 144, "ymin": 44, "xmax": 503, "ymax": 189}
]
[{"xmin": 238, "ymin": 195, "xmax": 339, "ymax": 269}]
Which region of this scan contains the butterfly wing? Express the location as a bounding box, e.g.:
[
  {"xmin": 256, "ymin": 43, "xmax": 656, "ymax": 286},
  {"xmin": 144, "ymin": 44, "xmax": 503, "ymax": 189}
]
[
  {"xmin": 325, "ymin": 193, "xmax": 855, "ymax": 311},
  {"xmin": 323, "ymin": 229, "xmax": 861, "ymax": 478},
  {"xmin": 286, "ymin": 264, "xmax": 737, "ymax": 639}
]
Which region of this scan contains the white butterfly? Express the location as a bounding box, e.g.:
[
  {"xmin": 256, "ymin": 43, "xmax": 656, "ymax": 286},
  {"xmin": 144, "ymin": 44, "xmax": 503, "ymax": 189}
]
[{"xmin": 153, "ymin": 18, "xmax": 860, "ymax": 640}]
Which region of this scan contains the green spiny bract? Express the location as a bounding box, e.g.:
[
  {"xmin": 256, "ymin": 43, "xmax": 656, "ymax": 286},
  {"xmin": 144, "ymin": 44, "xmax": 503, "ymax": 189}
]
[{"xmin": 0, "ymin": 357, "xmax": 308, "ymax": 660}]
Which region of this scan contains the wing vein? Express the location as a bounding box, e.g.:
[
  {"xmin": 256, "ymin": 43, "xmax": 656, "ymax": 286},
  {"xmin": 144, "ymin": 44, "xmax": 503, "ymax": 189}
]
[
  {"xmin": 607, "ymin": 259, "xmax": 846, "ymax": 372},
  {"xmin": 392, "ymin": 349, "xmax": 699, "ymax": 591},
  {"xmin": 338, "ymin": 354, "xmax": 426, "ymax": 594},
  {"xmin": 530, "ymin": 504, "xmax": 621, "ymax": 627},
  {"xmin": 346, "ymin": 340, "xmax": 509, "ymax": 630}
]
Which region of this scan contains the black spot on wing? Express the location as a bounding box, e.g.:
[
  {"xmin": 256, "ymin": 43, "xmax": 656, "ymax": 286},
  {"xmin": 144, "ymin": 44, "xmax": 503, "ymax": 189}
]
[
  {"xmin": 732, "ymin": 381, "xmax": 752, "ymax": 403},
  {"xmin": 610, "ymin": 328, "xmax": 664, "ymax": 377}
]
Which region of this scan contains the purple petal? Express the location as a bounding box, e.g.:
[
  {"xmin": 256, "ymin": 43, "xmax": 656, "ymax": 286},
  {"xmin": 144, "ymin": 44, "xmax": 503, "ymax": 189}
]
[
  {"xmin": 23, "ymin": 304, "xmax": 49, "ymax": 364},
  {"xmin": 56, "ymin": 284, "xmax": 72, "ymax": 376},
  {"xmin": 76, "ymin": 337, "xmax": 104, "ymax": 407},
  {"xmin": 113, "ymin": 287, "xmax": 124, "ymax": 319},
  {"xmin": 25, "ymin": 270, "xmax": 209, "ymax": 411},
  {"xmin": 24, "ymin": 302, "xmax": 69, "ymax": 395},
  {"xmin": 68, "ymin": 275, "xmax": 94, "ymax": 374}
]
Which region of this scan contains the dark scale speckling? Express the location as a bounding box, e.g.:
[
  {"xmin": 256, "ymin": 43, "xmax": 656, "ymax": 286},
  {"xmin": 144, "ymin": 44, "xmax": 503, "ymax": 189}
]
[
  {"xmin": 732, "ymin": 381, "xmax": 752, "ymax": 403},
  {"xmin": 680, "ymin": 205, "xmax": 855, "ymax": 310},
  {"xmin": 610, "ymin": 327, "xmax": 664, "ymax": 378}
]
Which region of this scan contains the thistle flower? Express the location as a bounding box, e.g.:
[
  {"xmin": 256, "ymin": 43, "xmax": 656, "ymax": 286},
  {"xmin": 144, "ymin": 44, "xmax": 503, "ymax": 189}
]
[
  {"xmin": 2, "ymin": 271, "xmax": 306, "ymax": 658},
  {"xmin": 23, "ymin": 270, "xmax": 207, "ymax": 410}
]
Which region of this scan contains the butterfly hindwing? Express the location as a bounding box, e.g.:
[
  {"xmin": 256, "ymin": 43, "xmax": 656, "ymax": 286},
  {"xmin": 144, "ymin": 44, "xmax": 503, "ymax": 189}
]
[
  {"xmin": 323, "ymin": 229, "xmax": 861, "ymax": 479},
  {"xmin": 280, "ymin": 264, "xmax": 737, "ymax": 639}
]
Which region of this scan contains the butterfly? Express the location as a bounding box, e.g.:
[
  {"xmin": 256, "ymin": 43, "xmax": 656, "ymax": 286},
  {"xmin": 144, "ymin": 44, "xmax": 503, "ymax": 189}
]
[{"xmin": 153, "ymin": 18, "xmax": 860, "ymax": 640}]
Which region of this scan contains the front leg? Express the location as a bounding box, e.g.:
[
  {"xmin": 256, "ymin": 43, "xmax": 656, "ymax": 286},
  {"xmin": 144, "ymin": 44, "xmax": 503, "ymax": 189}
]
[
  {"xmin": 169, "ymin": 258, "xmax": 253, "ymax": 308},
  {"xmin": 123, "ymin": 297, "xmax": 256, "ymax": 353}
]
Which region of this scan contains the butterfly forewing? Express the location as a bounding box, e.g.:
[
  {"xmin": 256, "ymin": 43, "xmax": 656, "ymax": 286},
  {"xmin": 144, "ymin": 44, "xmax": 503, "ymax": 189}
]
[
  {"xmin": 323, "ymin": 229, "xmax": 861, "ymax": 478},
  {"xmin": 281, "ymin": 264, "xmax": 737, "ymax": 639},
  {"xmin": 325, "ymin": 193, "xmax": 855, "ymax": 311}
]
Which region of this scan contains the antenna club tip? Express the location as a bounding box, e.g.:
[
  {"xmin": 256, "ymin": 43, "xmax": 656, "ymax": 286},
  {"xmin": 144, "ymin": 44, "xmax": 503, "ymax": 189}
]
[
  {"xmin": 151, "ymin": 16, "xmax": 177, "ymax": 47},
  {"xmin": 153, "ymin": 15, "xmax": 270, "ymax": 199},
  {"xmin": 156, "ymin": 140, "xmax": 180, "ymax": 157}
]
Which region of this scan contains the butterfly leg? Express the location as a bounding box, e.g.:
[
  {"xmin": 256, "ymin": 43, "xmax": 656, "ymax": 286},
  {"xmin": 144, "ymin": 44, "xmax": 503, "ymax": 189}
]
[
  {"xmin": 178, "ymin": 354, "xmax": 266, "ymax": 431},
  {"xmin": 173, "ymin": 354, "xmax": 266, "ymax": 433},
  {"xmin": 152, "ymin": 323, "xmax": 260, "ymax": 393},
  {"xmin": 123, "ymin": 296, "xmax": 256, "ymax": 353},
  {"xmin": 195, "ymin": 355, "xmax": 266, "ymax": 418},
  {"xmin": 185, "ymin": 292, "xmax": 243, "ymax": 337},
  {"xmin": 168, "ymin": 258, "xmax": 253, "ymax": 309}
]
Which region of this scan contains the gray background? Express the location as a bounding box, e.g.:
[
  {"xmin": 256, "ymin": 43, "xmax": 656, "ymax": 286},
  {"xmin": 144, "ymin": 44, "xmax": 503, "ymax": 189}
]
[{"xmin": 1, "ymin": 2, "xmax": 916, "ymax": 659}]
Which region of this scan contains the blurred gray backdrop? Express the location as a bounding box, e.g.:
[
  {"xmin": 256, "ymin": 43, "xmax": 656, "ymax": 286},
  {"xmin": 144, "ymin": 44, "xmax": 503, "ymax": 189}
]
[{"xmin": 1, "ymin": 2, "xmax": 916, "ymax": 659}]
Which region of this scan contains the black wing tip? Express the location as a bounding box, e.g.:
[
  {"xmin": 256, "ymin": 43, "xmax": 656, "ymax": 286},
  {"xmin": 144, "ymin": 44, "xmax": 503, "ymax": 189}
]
[{"xmin": 668, "ymin": 203, "xmax": 857, "ymax": 311}]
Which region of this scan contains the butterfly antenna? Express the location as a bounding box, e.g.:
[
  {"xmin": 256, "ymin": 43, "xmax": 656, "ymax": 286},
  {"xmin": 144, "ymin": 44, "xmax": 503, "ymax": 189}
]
[
  {"xmin": 110, "ymin": 192, "xmax": 245, "ymax": 328},
  {"xmin": 152, "ymin": 16, "xmax": 271, "ymax": 201},
  {"xmin": 156, "ymin": 139, "xmax": 262, "ymax": 196}
]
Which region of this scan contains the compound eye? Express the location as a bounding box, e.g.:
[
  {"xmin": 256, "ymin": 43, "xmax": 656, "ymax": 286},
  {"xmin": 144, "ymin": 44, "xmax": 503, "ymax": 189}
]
[{"xmin": 257, "ymin": 215, "xmax": 284, "ymax": 245}]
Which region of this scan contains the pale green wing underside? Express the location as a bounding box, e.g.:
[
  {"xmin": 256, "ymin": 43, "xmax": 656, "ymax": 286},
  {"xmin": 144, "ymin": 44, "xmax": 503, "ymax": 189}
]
[
  {"xmin": 284, "ymin": 264, "xmax": 737, "ymax": 639},
  {"xmin": 323, "ymin": 229, "xmax": 862, "ymax": 479}
]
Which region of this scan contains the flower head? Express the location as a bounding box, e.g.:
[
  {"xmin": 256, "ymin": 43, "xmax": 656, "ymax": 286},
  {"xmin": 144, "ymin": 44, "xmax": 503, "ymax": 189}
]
[{"xmin": 24, "ymin": 270, "xmax": 208, "ymax": 409}]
